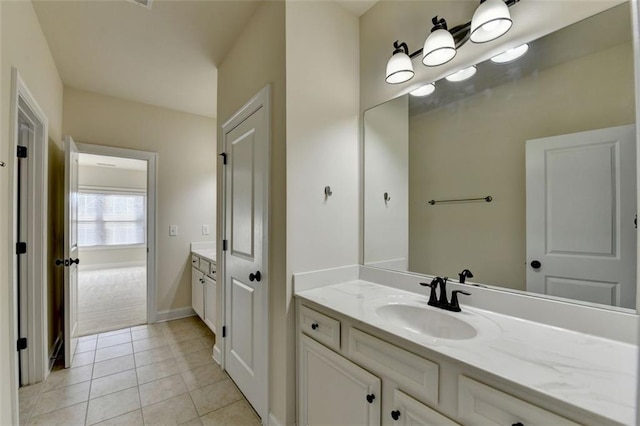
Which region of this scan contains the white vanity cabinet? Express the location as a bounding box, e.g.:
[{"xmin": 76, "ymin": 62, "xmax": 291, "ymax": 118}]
[
  {"xmin": 203, "ymin": 274, "xmax": 216, "ymax": 333},
  {"xmin": 297, "ymin": 300, "xmax": 588, "ymax": 426},
  {"xmin": 191, "ymin": 251, "xmax": 216, "ymax": 333},
  {"xmin": 191, "ymin": 267, "xmax": 205, "ymax": 319},
  {"xmin": 299, "ymin": 334, "xmax": 381, "ymax": 426}
]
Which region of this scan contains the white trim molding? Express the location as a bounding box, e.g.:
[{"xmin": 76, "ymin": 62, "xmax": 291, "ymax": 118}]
[
  {"xmin": 75, "ymin": 143, "xmax": 158, "ymax": 323},
  {"xmin": 8, "ymin": 68, "xmax": 50, "ymax": 424}
]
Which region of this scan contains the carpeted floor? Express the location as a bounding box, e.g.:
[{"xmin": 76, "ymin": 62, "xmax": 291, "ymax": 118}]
[{"xmin": 78, "ymin": 266, "xmax": 147, "ymax": 336}]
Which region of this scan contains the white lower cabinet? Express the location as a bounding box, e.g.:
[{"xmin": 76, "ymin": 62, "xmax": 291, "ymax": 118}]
[
  {"xmin": 297, "ymin": 302, "xmax": 586, "ymax": 426},
  {"xmin": 299, "ymin": 334, "xmax": 381, "ymax": 426},
  {"xmin": 191, "ymin": 267, "xmax": 204, "ymax": 319},
  {"xmin": 457, "ymin": 376, "xmax": 578, "ymax": 426},
  {"xmin": 391, "ymin": 389, "xmax": 459, "ymax": 426},
  {"xmin": 203, "ymin": 275, "xmax": 216, "ymax": 332}
]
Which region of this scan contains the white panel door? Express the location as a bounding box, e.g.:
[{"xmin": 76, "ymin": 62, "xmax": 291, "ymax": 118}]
[
  {"xmin": 299, "ymin": 335, "xmax": 381, "ymax": 426},
  {"xmin": 223, "ymin": 90, "xmax": 269, "ymax": 421},
  {"xmin": 64, "ymin": 136, "xmax": 80, "ymax": 368},
  {"xmin": 526, "ymin": 125, "xmax": 636, "ymax": 308}
]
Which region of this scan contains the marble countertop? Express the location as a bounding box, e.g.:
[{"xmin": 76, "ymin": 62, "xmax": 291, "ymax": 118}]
[
  {"xmin": 296, "ymin": 280, "xmax": 637, "ymax": 425},
  {"xmin": 191, "ymin": 248, "xmax": 215, "ymax": 264}
]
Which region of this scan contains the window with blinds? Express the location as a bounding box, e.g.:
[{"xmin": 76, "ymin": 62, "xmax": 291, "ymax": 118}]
[{"xmin": 78, "ymin": 190, "xmax": 146, "ymax": 247}]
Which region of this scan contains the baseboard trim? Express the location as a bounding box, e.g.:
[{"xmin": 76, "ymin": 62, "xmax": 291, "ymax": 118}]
[
  {"xmin": 156, "ymin": 307, "xmax": 196, "ymax": 322},
  {"xmin": 213, "ymin": 344, "xmax": 222, "ymax": 365},
  {"xmin": 268, "ymin": 412, "xmax": 283, "ymax": 426}
]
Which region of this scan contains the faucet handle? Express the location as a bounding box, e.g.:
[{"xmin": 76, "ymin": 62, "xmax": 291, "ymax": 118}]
[
  {"xmin": 449, "ymin": 290, "xmax": 471, "ymax": 312},
  {"xmin": 419, "ymin": 281, "xmax": 440, "ymax": 306},
  {"xmin": 420, "ymin": 277, "xmax": 442, "ymax": 306}
]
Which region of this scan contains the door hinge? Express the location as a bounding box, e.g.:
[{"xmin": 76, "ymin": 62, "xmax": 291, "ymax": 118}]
[
  {"xmin": 16, "ymin": 242, "xmax": 27, "ymax": 254},
  {"xmin": 219, "ymin": 152, "xmax": 227, "ymax": 165},
  {"xmin": 222, "ymin": 326, "xmax": 226, "ymax": 338},
  {"xmin": 17, "ymin": 337, "xmax": 27, "ymax": 351},
  {"xmin": 222, "ymin": 240, "xmax": 228, "ymax": 251},
  {"xmin": 17, "ymin": 146, "xmax": 27, "ymax": 158}
]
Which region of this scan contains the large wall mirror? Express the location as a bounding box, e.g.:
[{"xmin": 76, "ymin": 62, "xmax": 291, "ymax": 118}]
[{"xmin": 363, "ymin": 2, "xmax": 637, "ymax": 312}]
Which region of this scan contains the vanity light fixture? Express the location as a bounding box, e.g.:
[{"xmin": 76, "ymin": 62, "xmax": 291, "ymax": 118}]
[
  {"xmin": 384, "ymin": 0, "xmax": 520, "ymax": 84},
  {"xmin": 470, "ymin": 0, "xmax": 513, "ymax": 43},
  {"xmin": 445, "ymin": 65, "xmax": 477, "ymax": 82},
  {"xmin": 385, "ymin": 41, "xmax": 415, "ymax": 84},
  {"xmin": 490, "ymin": 43, "xmax": 529, "ymax": 63},
  {"xmin": 410, "ymin": 83, "xmax": 436, "ymax": 97},
  {"xmin": 423, "ymin": 17, "xmax": 457, "ymax": 67}
]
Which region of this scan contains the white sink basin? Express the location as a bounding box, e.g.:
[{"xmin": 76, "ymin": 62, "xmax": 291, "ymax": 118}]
[{"xmin": 375, "ymin": 304, "xmax": 478, "ymax": 340}]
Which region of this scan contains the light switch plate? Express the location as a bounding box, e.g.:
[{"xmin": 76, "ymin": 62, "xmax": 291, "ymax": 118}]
[
  {"xmin": 169, "ymin": 225, "xmax": 178, "ymax": 236},
  {"xmin": 202, "ymin": 224, "xmax": 210, "ymax": 235}
]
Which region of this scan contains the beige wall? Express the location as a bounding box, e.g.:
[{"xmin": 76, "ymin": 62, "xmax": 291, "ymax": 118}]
[
  {"xmin": 0, "ymin": 1, "xmax": 63, "ymax": 419},
  {"xmin": 216, "ymin": 0, "xmax": 287, "ymax": 421},
  {"xmin": 286, "ymin": 1, "xmax": 360, "ymax": 422},
  {"xmin": 364, "ymin": 95, "xmax": 408, "ymax": 269},
  {"xmin": 408, "ymin": 42, "xmax": 635, "ymax": 290},
  {"xmin": 79, "ymin": 164, "xmax": 147, "ymax": 190},
  {"xmin": 63, "ymin": 87, "xmax": 216, "ymax": 314}
]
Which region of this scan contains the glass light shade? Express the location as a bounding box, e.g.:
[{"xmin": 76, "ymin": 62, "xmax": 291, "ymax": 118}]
[
  {"xmin": 470, "ymin": 0, "xmax": 513, "ymax": 43},
  {"xmin": 410, "ymin": 83, "xmax": 436, "ymax": 97},
  {"xmin": 385, "ymin": 52, "xmax": 414, "ymax": 84},
  {"xmin": 491, "ymin": 44, "xmax": 529, "ymax": 63},
  {"xmin": 422, "ymin": 29, "xmax": 456, "ymax": 67},
  {"xmin": 445, "ymin": 65, "xmax": 477, "ymax": 82}
]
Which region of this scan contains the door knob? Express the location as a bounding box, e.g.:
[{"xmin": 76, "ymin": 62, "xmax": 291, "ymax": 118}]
[
  {"xmin": 249, "ymin": 271, "xmax": 262, "ymax": 282},
  {"xmin": 55, "ymin": 259, "xmax": 68, "ymax": 267},
  {"xmin": 70, "ymin": 258, "xmax": 80, "ymax": 265},
  {"xmin": 391, "ymin": 410, "xmax": 401, "ymax": 421},
  {"xmin": 366, "ymin": 394, "xmax": 375, "ymax": 404},
  {"xmin": 530, "ymin": 260, "xmax": 541, "ymax": 269}
]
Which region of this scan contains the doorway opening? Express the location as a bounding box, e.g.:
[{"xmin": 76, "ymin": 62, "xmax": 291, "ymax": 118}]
[{"xmin": 75, "ymin": 153, "xmax": 149, "ymax": 336}]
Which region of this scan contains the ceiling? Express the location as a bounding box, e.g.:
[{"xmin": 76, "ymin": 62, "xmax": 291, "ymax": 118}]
[
  {"xmin": 32, "ymin": 0, "xmax": 377, "ymax": 119},
  {"xmin": 32, "ymin": 0, "xmax": 263, "ymax": 118}
]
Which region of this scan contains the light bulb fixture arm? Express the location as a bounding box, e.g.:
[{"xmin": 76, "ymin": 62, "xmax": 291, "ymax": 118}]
[{"xmin": 389, "ymin": 0, "xmax": 520, "ymax": 66}]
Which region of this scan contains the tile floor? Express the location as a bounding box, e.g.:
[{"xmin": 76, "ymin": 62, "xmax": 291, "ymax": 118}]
[{"xmin": 19, "ymin": 317, "xmax": 261, "ymax": 426}]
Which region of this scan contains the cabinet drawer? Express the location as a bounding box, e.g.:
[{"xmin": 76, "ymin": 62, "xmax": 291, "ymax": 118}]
[
  {"xmin": 200, "ymin": 259, "xmax": 211, "ymax": 274},
  {"xmin": 392, "ymin": 389, "xmax": 459, "ymax": 426},
  {"xmin": 348, "ymin": 328, "xmax": 439, "ymax": 405},
  {"xmin": 209, "ymin": 263, "xmax": 216, "ymax": 278},
  {"xmin": 191, "ymin": 255, "xmax": 200, "ymax": 269},
  {"xmin": 458, "ymin": 376, "xmax": 579, "ymax": 425},
  {"xmin": 299, "ymin": 305, "xmax": 341, "ymax": 351}
]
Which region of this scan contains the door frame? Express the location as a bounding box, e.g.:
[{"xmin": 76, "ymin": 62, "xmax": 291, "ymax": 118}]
[
  {"xmin": 74, "ymin": 143, "xmax": 159, "ymax": 323},
  {"xmin": 218, "ymin": 85, "xmax": 271, "ymax": 420},
  {"xmin": 8, "ymin": 67, "xmax": 49, "ymax": 408}
]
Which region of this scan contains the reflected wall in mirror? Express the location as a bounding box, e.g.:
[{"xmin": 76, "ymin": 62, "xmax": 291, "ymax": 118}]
[{"xmin": 363, "ymin": 3, "xmax": 637, "ymax": 311}]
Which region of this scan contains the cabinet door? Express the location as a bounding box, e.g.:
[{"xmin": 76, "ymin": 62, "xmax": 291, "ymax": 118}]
[
  {"xmin": 203, "ymin": 275, "xmax": 216, "ymax": 333},
  {"xmin": 391, "ymin": 389, "xmax": 459, "ymax": 426},
  {"xmin": 191, "ymin": 267, "xmax": 204, "ymax": 319},
  {"xmin": 299, "ymin": 334, "xmax": 380, "ymax": 426}
]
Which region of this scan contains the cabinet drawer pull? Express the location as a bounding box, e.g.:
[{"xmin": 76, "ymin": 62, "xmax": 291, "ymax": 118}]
[
  {"xmin": 311, "ymin": 322, "xmax": 319, "ymax": 330},
  {"xmin": 391, "ymin": 410, "xmax": 400, "ymax": 421},
  {"xmin": 512, "ymin": 423, "xmax": 524, "ymax": 426},
  {"xmin": 366, "ymin": 394, "xmax": 375, "ymax": 404}
]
